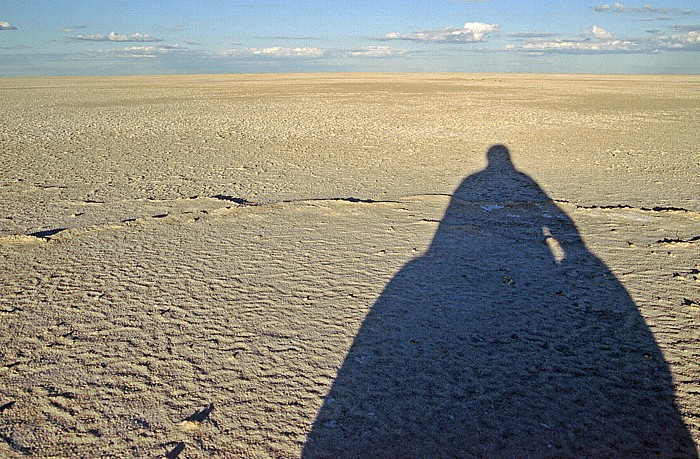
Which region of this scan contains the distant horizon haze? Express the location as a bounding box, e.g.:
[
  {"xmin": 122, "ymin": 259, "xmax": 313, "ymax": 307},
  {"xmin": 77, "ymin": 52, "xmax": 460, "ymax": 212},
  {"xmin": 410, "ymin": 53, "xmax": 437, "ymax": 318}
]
[{"xmin": 1, "ymin": 0, "xmax": 699, "ymax": 77}]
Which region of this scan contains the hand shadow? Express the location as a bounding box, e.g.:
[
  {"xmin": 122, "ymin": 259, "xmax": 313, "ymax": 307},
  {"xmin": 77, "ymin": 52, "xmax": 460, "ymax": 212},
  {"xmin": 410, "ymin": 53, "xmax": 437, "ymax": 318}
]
[{"xmin": 303, "ymin": 145, "xmax": 697, "ymax": 458}]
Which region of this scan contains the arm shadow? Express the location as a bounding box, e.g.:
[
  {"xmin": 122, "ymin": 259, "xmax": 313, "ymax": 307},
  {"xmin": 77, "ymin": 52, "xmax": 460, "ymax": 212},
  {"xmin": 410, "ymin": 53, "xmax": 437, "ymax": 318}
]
[{"xmin": 303, "ymin": 145, "xmax": 697, "ymax": 458}]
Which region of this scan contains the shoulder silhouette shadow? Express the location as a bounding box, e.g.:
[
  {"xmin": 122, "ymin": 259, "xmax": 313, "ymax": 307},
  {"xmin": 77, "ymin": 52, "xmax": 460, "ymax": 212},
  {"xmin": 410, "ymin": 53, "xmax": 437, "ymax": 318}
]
[{"xmin": 304, "ymin": 145, "xmax": 697, "ymax": 458}]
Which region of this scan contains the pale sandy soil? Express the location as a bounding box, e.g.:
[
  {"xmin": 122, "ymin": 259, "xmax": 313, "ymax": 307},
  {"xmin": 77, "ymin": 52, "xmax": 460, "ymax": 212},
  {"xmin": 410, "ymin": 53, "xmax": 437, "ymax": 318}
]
[{"xmin": 0, "ymin": 74, "xmax": 698, "ymax": 458}]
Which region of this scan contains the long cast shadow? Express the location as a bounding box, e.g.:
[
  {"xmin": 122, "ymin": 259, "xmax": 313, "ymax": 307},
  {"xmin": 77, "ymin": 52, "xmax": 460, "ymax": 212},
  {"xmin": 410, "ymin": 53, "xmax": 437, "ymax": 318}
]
[{"xmin": 304, "ymin": 145, "xmax": 697, "ymax": 458}]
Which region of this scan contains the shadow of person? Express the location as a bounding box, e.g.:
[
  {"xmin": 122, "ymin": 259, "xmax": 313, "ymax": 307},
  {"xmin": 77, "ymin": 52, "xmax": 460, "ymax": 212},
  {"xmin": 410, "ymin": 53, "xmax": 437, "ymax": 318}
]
[{"xmin": 303, "ymin": 145, "xmax": 697, "ymax": 458}]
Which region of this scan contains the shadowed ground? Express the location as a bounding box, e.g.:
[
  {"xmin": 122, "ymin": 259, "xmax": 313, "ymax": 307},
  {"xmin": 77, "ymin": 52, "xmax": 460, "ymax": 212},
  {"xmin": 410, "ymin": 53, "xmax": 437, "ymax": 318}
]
[
  {"xmin": 304, "ymin": 145, "xmax": 697, "ymax": 458},
  {"xmin": 1, "ymin": 76, "xmax": 697, "ymax": 457}
]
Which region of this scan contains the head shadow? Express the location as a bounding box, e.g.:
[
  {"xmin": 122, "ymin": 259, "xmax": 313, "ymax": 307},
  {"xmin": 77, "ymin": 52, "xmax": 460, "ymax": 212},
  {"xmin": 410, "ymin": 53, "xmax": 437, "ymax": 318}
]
[{"xmin": 303, "ymin": 145, "xmax": 696, "ymax": 458}]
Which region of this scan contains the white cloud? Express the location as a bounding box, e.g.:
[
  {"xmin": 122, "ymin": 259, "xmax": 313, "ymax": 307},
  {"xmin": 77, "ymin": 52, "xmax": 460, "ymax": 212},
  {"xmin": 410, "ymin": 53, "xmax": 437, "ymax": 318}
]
[
  {"xmin": 346, "ymin": 46, "xmax": 407, "ymax": 58},
  {"xmin": 511, "ymin": 24, "xmax": 663, "ymax": 54},
  {"xmin": 221, "ymin": 47, "xmax": 324, "ymax": 57},
  {"xmin": 515, "ymin": 22, "xmax": 700, "ymax": 54},
  {"xmin": 592, "ymin": 25, "xmax": 613, "ymax": 39},
  {"xmin": 381, "ymin": 22, "xmax": 499, "ymax": 43},
  {"xmin": 673, "ymin": 30, "xmax": 700, "ymax": 42},
  {"xmin": 594, "ymin": 3, "xmax": 696, "ymax": 14},
  {"xmin": 249, "ymin": 47, "xmax": 323, "ymax": 57},
  {"xmin": 460, "ymin": 22, "xmax": 500, "ymax": 41},
  {"xmin": 522, "ymin": 39, "xmax": 638, "ymax": 53},
  {"xmin": 68, "ymin": 31, "xmax": 163, "ymax": 42},
  {"xmin": 118, "ymin": 51, "xmax": 157, "ymax": 58},
  {"xmin": 0, "ymin": 21, "xmax": 17, "ymax": 30},
  {"xmin": 122, "ymin": 45, "xmax": 183, "ymax": 55},
  {"xmin": 90, "ymin": 44, "xmax": 186, "ymax": 59},
  {"xmin": 659, "ymin": 30, "xmax": 700, "ymax": 50}
]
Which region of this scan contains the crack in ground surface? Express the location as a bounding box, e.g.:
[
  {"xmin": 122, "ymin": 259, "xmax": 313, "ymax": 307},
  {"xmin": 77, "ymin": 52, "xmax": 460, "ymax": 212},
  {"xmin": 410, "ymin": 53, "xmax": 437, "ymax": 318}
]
[
  {"xmin": 554, "ymin": 199, "xmax": 696, "ymax": 214},
  {"xmin": 3, "ymin": 193, "xmax": 697, "ymax": 246}
]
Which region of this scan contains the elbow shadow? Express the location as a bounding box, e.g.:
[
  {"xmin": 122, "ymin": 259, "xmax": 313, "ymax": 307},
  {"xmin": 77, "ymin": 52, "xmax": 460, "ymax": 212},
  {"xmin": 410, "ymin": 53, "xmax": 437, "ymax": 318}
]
[{"xmin": 303, "ymin": 145, "xmax": 697, "ymax": 458}]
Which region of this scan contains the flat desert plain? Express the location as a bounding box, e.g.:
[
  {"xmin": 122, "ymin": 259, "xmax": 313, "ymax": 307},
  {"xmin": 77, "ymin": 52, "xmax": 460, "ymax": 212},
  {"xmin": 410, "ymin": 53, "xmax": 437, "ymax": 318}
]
[{"xmin": 1, "ymin": 73, "xmax": 698, "ymax": 458}]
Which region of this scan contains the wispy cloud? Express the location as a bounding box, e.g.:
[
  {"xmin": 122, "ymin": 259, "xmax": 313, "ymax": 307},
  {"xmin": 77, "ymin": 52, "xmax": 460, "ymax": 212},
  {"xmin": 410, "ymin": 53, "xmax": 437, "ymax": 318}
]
[
  {"xmin": 380, "ymin": 22, "xmax": 499, "ymax": 43},
  {"xmin": 0, "ymin": 21, "xmax": 17, "ymax": 30},
  {"xmin": 248, "ymin": 47, "xmax": 323, "ymax": 57},
  {"xmin": 114, "ymin": 45, "xmax": 185, "ymax": 58},
  {"xmin": 345, "ymin": 46, "xmax": 408, "ymax": 58},
  {"xmin": 509, "ymin": 32, "xmax": 559, "ymax": 39},
  {"xmin": 595, "ymin": 2, "xmax": 664, "ymax": 13},
  {"xmin": 522, "ymin": 39, "xmax": 638, "ymax": 53},
  {"xmin": 673, "ymin": 24, "xmax": 700, "ymax": 31},
  {"xmin": 77, "ymin": 44, "xmax": 188, "ymax": 59},
  {"xmin": 220, "ymin": 47, "xmax": 324, "ymax": 57},
  {"xmin": 594, "ymin": 2, "xmax": 696, "ymax": 15},
  {"xmin": 264, "ymin": 36, "xmax": 318, "ymax": 41},
  {"xmin": 61, "ymin": 25, "xmax": 87, "ymax": 33},
  {"xmin": 68, "ymin": 32, "xmax": 163, "ymax": 42},
  {"xmin": 0, "ymin": 44, "xmax": 31, "ymax": 50}
]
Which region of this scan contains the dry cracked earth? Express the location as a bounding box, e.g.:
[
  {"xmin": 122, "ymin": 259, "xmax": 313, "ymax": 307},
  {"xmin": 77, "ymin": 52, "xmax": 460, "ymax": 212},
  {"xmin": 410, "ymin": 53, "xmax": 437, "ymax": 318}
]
[{"xmin": 0, "ymin": 74, "xmax": 698, "ymax": 458}]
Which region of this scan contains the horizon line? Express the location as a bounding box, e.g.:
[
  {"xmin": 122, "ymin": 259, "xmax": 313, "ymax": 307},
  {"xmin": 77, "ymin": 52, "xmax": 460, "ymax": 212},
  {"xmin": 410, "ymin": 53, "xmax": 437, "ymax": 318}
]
[{"xmin": 3, "ymin": 70, "xmax": 700, "ymax": 80}]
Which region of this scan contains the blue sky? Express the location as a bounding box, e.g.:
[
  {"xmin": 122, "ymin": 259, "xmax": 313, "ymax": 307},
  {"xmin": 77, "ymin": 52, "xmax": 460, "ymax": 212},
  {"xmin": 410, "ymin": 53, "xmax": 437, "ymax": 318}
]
[{"xmin": 1, "ymin": 0, "xmax": 699, "ymax": 76}]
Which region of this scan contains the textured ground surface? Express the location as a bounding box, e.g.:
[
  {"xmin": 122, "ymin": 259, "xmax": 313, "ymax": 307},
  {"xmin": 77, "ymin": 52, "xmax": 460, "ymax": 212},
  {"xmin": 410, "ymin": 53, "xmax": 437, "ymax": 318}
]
[{"xmin": 0, "ymin": 74, "xmax": 698, "ymax": 457}]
